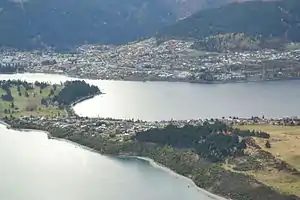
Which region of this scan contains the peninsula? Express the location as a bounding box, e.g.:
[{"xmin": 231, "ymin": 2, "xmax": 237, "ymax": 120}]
[
  {"xmin": 0, "ymin": 80, "xmax": 100, "ymax": 118},
  {"xmin": 1, "ymin": 80, "xmax": 300, "ymax": 200}
]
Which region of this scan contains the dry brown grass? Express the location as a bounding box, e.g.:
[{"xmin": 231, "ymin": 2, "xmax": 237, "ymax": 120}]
[
  {"xmin": 252, "ymin": 169, "xmax": 300, "ymax": 196},
  {"xmin": 240, "ymin": 124, "xmax": 300, "ymax": 170},
  {"xmin": 225, "ymin": 124, "xmax": 300, "ymax": 196}
]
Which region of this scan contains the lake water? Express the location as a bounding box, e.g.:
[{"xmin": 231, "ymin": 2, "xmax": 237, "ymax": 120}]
[
  {"xmin": 0, "ymin": 73, "xmax": 298, "ymax": 200},
  {"xmin": 0, "ymin": 124, "xmax": 214, "ymax": 200},
  {"xmin": 0, "ymin": 73, "xmax": 300, "ymax": 121}
]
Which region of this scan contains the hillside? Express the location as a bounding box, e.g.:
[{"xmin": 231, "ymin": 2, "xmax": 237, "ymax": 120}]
[
  {"xmin": 0, "ymin": 0, "xmax": 236, "ymax": 50},
  {"xmin": 164, "ymin": 0, "xmax": 232, "ymax": 19},
  {"xmin": 0, "ymin": 0, "xmax": 171, "ymax": 49},
  {"xmin": 157, "ymin": 0, "xmax": 300, "ymax": 50}
]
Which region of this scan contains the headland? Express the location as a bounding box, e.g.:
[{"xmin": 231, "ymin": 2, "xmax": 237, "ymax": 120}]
[{"xmin": 3, "ymin": 114, "xmax": 300, "ymax": 200}]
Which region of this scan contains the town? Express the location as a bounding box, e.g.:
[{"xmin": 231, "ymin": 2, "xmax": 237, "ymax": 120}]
[{"xmin": 1, "ymin": 38, "xmax": 300, "ymax": 83}]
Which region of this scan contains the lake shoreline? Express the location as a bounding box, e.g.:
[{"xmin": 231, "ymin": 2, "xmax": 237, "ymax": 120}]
[
  {"xmin": 0, "ymin": 121, "xmax": 227, "ymax": 200},
  {"xmin": 4, "ymin": 118, "xmax": 300, "ymax": 200},
  {"xmin": 6, "ymin": 71, "xmax": 300, "ymax": 85},
  {"xmin": 1, "ymin": 73, "xmax": 300, "ymax": 199},
  {"xmin": 118, "ymin": 155, "xmax": 228, "ymax": 200},
  {"xmin": 66, "ymin": 92, "xmax": 103, "ymax": 116},
  {"xmin": 70, "ymin": 92, "xmax": 103, "ymax": 107},
  {"xmin": 3, "ymin": 72, "xmax": 300, "ymax": 121}
]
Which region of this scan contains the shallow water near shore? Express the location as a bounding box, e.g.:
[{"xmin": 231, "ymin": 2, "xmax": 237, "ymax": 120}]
[
  {"xmin": 1, "ymin": 73, "xmax": 300, "ymax": 121},
  {"xmin": 0, "ymin": 124, "xmax": 215, "ymax": 200}
]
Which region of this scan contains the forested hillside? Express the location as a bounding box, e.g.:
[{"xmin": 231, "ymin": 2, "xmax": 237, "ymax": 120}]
[
  {"xmin": 158, "ymin": 0, "xmax": 300, "ymax": 45},
  {"xmin": 0, "ymin": 0, "xmax": 176, "ymax": 49},
  {"xmin": 0, "ymin": 0, "xmax": 234, "ymax": 50}
]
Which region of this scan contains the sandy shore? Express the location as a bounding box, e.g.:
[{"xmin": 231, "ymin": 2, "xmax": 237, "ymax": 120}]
[{"xmin": 120, "ymin": 156, "xmax": 229, "ymax": 200}]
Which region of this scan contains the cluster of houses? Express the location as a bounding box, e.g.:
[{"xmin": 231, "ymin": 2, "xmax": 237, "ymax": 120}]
[
  {"xmin": 5, "ymin": 114, "xmax": 300, "ymax": 142},
  {"xmin": 1, "ymin": 38, "xmax": 300, "ymax": 83}
]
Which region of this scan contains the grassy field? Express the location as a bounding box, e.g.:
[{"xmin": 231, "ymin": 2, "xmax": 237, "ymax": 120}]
[
  {"xmin": 240, "ymin": 124, "xmax": 300, "ymax": 170},
  {"xmin": 0, "ymin": 84, "xmax": 65, "ymax": 118},
  {"xmin": 235, "ymin": 124, "xmax": 300, "ymax": 196}
]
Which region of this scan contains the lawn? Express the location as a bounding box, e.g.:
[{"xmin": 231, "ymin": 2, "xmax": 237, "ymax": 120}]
[{"xmin": 0, "ymin": 84, "xmax": 65, "ymax": 118}]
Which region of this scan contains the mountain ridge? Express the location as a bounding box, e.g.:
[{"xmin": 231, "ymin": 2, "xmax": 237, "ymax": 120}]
[
  {"xmin": 157, "ymin": 0, "xmax": 300, "ymax": 50},
  {"xmin": 0, "ymin": 0, "xmax": 293, "ymax": 50},
  {"xmin": 0, "ymin": 0, "xmax": 235, "ymax": 50}
]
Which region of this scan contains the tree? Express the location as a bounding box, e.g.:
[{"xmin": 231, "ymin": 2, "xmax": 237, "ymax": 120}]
[
  {"xmin": 41, "ymin": 98, "xmax": 47, "ymax": 106},
  {"xmin": 55, "ymin": 81, "xmax": 100, "ymax": 105},
  {"xmin": 265, "ymin": 140, "xmax": 271, "ymax": 148},
  {"xmin": 2, "ymin": 93, "xmax": 14, "ymax": 101},
  {"xmin": 135, "ymin": 122, "xmax": 248, "ymax": 162},
  {"xmin": 240, "ymin": 139, "xmax": 247, "ymax": 148},
  {"xmin": 11, "ymin": 102, "xmax": 15, "ymax": 108},
  {"xmin": 49, "ymin": 89, "xmax": 54, "ymax": 96}
]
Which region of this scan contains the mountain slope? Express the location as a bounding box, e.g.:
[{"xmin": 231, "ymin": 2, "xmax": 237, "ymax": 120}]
[
  {"xmin": 164, "ymin": 0, "xmax": 232, "ymax": 19},
  {"xmin": 0, "ymin": 0, "xmax": 238, "ymax": 50},
  {"xmin": 158, "ymin": 0, "xmax": 300, "ymax": 44},
  {"xmin": 0, "ymin": 0, "xmax": 178, "ymax": 49}
]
